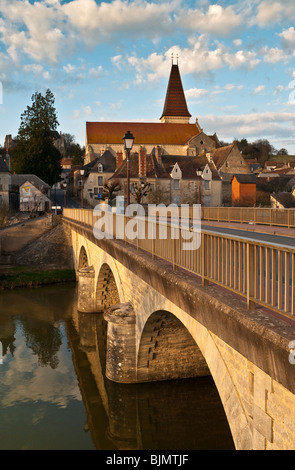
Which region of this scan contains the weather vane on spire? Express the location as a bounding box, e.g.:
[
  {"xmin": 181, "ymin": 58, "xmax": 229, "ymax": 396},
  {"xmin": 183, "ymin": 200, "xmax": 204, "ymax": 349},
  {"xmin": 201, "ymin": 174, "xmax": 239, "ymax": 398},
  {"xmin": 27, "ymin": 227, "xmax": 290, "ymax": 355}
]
[{"xmin": 171, "ymin": 52, "xmax": 179, "ymax": 65}]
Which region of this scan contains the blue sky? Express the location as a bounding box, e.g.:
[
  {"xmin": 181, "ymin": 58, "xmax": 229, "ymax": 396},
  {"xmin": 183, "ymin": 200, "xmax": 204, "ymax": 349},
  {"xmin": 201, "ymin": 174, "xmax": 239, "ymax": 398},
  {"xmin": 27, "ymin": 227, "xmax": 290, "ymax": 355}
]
[{"xmin": 1, "ymin": 0, "xmax": 295, "ymax": 153}]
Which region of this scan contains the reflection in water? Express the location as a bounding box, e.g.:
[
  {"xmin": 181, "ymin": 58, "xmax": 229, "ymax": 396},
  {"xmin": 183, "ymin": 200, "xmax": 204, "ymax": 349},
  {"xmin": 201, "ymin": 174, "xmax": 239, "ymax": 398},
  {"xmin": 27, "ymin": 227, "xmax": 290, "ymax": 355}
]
[{"xmin": 0, "ymin": 285, "xmax": 234, "ymax": 450}]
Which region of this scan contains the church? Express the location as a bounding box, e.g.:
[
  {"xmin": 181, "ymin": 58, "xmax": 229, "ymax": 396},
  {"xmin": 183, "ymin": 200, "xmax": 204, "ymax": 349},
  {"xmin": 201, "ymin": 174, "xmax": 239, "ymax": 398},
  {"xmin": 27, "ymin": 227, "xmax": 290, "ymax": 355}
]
[
  {"xmin": 82, "ymin": 60, "xmax": 251, "ymax": 206},
  {"xmin": 84, "ymin": 60, "xmax": 221, "ymax": 164}
]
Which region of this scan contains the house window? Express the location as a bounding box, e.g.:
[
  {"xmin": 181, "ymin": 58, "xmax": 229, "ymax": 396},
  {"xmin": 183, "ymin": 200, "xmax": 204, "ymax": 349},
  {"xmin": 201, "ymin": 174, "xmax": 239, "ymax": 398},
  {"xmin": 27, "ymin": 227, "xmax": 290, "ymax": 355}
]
[
  {"xmin": 98, "ymin": 187, "xmax": 104, "ymax": 195},
  {"xmin": 204, "ymin": 181, "xmax": 211, "ymax": 190},
  {"xmin": 98, "ymin": 164, "xmax": 103, "ymax": 173},
  {"xmin": 98, "ymin": 176, "xmax": 103, "ymax": 186},
  {"xmin": 174, "ymin": 180, "xmax": 180, "ymax": 190}
]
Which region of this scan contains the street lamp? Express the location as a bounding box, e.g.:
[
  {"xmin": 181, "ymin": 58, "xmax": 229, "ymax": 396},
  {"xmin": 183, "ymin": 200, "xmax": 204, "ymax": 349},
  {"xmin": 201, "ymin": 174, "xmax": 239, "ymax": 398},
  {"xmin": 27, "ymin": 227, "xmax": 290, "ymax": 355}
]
[
  {"xmin": 80, "ymin": 169, "xmax": 85, "ymax": 208},
  {"xmin": 64, "ymin": 183, "xmax": 67, "ymax": 209},
  {"xmin": 123, "ymin": 131, "xmax": 134, "ymax": 206}
]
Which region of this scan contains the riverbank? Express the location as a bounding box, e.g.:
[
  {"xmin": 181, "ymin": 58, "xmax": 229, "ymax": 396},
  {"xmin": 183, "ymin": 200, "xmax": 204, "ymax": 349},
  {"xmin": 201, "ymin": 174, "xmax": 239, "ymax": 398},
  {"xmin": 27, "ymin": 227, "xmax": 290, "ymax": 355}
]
[
  {"xmin": 0, "ymin": 216, "xmax": 76, "ymax": 290},
  {"xmin": 0, "ymin": 266, "xmax": 76, "ymax": 290}
]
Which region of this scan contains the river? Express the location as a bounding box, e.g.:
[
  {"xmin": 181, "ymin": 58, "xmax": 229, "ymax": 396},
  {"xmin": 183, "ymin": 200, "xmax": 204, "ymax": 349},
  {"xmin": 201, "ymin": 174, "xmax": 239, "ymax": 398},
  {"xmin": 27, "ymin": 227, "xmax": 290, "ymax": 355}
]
[{"xmin": 0, "ymin": 284, "xmax": 235, "ymax": 450}]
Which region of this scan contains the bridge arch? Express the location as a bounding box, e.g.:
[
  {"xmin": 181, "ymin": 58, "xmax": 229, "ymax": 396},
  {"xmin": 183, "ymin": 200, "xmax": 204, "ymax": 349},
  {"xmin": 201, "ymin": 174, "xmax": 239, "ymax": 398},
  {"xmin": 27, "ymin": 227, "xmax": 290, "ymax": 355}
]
[
  {"xmin": 137, "ymin": 310, "xmax": 209, "ymax": 383},
  {"xmin": 95, "ymin": 263, "xmax": 122, "ymax": 312},
  {"xmin": 137, "ymin": 304, "xmax": 252, "ymax": 450},
  {"xmin": 78, "ymin": 245, "xmax": 90, "ymax": 270}
]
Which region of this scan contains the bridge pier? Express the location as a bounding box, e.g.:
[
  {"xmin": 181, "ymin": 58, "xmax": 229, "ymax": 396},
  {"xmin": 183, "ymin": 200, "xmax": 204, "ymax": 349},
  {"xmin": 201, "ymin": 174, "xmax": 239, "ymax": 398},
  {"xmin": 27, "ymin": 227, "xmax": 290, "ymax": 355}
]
[
  {"xmin": 77, "ymin": 266, "xmax": 97, "ymax": 313},
  {"xmin": 104, "ymin": 302, "xmax": 137, "ymax": 384}
]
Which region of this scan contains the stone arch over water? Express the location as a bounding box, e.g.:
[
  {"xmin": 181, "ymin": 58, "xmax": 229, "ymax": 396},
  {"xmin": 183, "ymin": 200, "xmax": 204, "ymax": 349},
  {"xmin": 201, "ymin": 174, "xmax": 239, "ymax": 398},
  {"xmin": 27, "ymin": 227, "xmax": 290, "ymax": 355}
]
[
  {"xmin": 137, "ymin": 310, "xmax": 209, "ymax": 383},
  {"xmin": 78, "ymin": 245, "xmax": 89, "ymax": 270},
  {"xmin": 95, "ymin": 263, "xmax": 121, "ymax": 312}
]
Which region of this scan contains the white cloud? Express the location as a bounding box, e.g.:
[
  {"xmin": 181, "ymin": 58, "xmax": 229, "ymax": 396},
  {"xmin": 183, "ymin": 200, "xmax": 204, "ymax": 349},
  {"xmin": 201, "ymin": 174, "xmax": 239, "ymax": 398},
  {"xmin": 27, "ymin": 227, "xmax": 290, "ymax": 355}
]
[
  {"xmin": 176, "ymin": 4, "xmax": 243, "ymax": 37},
  {"xmin": 62, "ymin": 0, "xmax": 176, "ymax": 45},
  {"xmin": 279, "ymin": 27, "xmax": 295, "ymax": 50},
  {"xmin": 127, "ymin": 36, "xmax": 260, "ymax": 84},
  {"xmin": 224, "ymin": 50, "xmax": 260, "ymax": 70},
  {"xmin": 261, "ymin": 46, "xmax": 289, "ymax": 64},
  {"xmin": 89, "ymin": 66, "xmax": 103, "ymax": 78},
  {"xmin": 254, "ymin": 85, "xmax": 265, "ymax": 95},
  {"xmin": 200, "ymin": 111, "xmax": 295, "ymax": 142},
  {"xmin": 256, "ymin": 1, "xmax": 295, "ymax": 26},
  {"xmin": 63, "ymin": 64, "xmax": 76, "ymax": 73},
  {"xmin": 185, "ymin": 88, "xmax": 208, "ymax": 99}
]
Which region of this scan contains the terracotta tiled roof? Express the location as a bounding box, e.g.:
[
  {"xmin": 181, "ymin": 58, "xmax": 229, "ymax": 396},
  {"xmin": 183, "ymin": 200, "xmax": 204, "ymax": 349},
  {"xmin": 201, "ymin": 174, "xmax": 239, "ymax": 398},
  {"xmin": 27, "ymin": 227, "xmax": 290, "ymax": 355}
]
[
  {"xmin": 160, "ymin": 64, "xmax": 191, "ymax": 119},
  {"xmin": 86, "ymin": 122, "xmax": 200, "ymax": 146}
]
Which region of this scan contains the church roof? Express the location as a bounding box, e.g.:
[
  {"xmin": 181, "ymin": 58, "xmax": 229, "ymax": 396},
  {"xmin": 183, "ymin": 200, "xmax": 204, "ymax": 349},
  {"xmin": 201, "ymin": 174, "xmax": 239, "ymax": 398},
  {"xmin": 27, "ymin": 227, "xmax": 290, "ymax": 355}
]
[
  {"xmin": 86, "ymin": 122, "xmax": 200, "ymax": 146},
  {"xmin": 160, "ymin": 63, "xmax": 191, "ymax": 120}
]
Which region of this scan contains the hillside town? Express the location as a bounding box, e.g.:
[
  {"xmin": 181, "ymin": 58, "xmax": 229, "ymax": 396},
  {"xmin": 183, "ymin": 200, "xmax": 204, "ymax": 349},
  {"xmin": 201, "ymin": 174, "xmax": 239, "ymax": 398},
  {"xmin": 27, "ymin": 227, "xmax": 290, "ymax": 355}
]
[{"xmin": 1, "ymin": 61, "xmax": 295, "ymax": 223}]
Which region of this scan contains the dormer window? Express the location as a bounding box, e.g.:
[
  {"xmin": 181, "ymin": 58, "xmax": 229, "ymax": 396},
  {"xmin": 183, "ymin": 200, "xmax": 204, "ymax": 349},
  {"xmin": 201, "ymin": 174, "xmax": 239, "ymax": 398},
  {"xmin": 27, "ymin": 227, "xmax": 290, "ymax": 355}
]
[{"xmin": 98, "ymin": 163, "xmax": 103, "ymax": 173}]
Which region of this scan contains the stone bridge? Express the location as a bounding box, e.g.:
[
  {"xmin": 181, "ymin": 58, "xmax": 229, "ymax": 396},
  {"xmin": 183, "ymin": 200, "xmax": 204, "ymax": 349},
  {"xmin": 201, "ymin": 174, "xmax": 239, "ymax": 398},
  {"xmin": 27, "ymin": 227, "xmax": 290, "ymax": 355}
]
[{"xmin": 64, "ymin": 213, "xmax": 295, "ymax": 451}]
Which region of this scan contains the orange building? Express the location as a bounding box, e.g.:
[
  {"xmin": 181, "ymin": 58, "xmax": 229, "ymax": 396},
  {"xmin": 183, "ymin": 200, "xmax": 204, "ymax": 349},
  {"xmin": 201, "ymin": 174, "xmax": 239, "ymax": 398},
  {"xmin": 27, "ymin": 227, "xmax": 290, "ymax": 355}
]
[{"xmin": 231, "ymin": 174, "xmax": 257, "ymax": 207}]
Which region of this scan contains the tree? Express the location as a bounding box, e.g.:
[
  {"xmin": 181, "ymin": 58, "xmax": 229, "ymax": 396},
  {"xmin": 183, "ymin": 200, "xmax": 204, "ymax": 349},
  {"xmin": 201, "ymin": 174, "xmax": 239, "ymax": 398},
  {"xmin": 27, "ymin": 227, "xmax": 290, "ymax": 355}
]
[
  {"xmin": 277, "ymin": 148, "xmax": 289, "ymax": 156},
  {"xmin": 130, "ymin": 181, "xmax": 151, "ymax": 204},
  {"xmin": 103, "ymin": 180, "xmax": 121, "ymax": 203},
  {"xmin": 11, "ymin": 89, "xmax": 62, "ymax": 186}
]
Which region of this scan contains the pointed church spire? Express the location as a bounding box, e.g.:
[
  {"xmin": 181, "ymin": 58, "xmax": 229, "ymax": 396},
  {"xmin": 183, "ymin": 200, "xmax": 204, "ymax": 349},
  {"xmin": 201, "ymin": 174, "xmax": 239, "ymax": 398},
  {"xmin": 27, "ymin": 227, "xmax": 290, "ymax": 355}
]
[{"xmin": 160, "ymin": 60, "xmax": 191, "ymax": 124}]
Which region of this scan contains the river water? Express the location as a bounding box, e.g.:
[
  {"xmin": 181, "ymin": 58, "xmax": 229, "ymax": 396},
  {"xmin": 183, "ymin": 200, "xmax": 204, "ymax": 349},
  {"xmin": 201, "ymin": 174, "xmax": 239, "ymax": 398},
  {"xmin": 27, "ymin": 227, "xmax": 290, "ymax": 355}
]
[{"xmin": 0, "ymin": 284, "xmax": 234, "ymax": 450}]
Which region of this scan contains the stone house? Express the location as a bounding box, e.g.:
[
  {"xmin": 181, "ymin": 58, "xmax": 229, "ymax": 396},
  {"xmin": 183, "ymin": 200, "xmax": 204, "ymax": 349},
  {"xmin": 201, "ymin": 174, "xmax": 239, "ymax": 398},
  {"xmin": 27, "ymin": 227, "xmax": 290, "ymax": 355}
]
[
  {"xmin": 0, "ymin": 157, "xmax": 11, "ymax": 208},
  {"xmin": 109, "ymin": 147, "xmax": 222, "ymax": 207},
  {"xmin": 82, "ymin": 150, "xmax": 117, "ymax": 207},
  {"xmin": 211, "ymin": 142, "xmax": 251, "ymax": 205},
  {"xmin": 11, "ymin": 175, "xmax": 51, "ymax": 213}
]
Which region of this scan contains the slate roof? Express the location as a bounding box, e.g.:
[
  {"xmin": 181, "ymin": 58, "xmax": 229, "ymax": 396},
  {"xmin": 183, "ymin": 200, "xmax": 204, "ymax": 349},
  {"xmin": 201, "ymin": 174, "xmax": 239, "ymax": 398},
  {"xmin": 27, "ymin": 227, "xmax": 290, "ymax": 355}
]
[
  {"xmin": 82, "ymin": 150, "xmax": 117, "ymax": 177},
  {"xmin": 11, "ymin": 174, "xmax": 50, "ymax": 189},
  {"xmin": 110, "ymin": 153, "xmax": 221, "ymax": 181},
  {"xmin": 271, "ymin": 192, "xmax": 295, "ymax": 208},
  {"xmin": 232, "ymin": 174, "xmax": 258, "ymax": 184},
  {"xmin": 212, "ymin": 144, "xmax": 235, "ymax": 170},
  {"xmin": 160, "ymin": 63, "xmax": 191, "ymax": 120}
]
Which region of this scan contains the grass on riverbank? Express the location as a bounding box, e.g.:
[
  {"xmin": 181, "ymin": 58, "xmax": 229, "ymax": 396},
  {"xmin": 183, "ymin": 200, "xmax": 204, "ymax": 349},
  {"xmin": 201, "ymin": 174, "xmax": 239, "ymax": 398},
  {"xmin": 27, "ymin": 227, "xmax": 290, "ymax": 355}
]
[{"xmin": 0, "ymin": 267, "xmax": 76, "ymax": 290}]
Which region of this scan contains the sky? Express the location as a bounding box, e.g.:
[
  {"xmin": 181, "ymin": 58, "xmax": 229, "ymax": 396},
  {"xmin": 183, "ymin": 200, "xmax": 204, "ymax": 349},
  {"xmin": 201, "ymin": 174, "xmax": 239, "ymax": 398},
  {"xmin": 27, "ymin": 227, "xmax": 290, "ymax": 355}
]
[{"xmin": 1, "ymin": 0, "xmax": 295, "ymax": 153}]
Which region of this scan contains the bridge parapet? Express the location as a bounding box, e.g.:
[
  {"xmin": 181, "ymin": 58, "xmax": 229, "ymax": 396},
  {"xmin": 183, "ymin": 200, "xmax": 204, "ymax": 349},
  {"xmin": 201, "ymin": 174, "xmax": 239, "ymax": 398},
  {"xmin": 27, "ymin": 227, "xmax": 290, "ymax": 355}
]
[{"xmin": 64, "ymin": 207, "xmax": 295, "ymax": 319}]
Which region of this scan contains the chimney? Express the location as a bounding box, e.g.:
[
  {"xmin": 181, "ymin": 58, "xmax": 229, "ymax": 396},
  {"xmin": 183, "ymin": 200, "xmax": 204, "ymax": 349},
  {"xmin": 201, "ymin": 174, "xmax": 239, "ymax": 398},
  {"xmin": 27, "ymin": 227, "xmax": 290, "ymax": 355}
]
[
  {"xmin": 155, "ymin": 146, "xmax": 162, "ymax": 164},
  {"xmin": 116, "ymin": 151, "xmax": 123, "ymax": 169},
  {"xmin": 139, "ymin": 146, "xmax": 146, "ymax": 178}
]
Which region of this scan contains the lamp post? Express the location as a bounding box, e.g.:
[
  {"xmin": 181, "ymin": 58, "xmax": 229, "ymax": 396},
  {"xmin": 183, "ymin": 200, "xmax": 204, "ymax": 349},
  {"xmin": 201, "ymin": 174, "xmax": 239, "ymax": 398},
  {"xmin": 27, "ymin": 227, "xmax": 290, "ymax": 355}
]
[
  {"xmin": 80, "ymin": 169, "xmax": 85, "ymax": 208},
  {"xmin": 123, "ymin": 131, "xmax": 134, "ymax": 207},
  {"xmin": 63, "ymin": 183, "xmax": 67, "ymax": 209}
]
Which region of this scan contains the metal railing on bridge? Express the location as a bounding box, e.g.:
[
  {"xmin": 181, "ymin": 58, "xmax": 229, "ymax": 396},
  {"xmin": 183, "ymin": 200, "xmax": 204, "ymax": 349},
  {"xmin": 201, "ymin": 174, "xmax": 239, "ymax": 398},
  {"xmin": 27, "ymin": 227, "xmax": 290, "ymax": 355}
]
[
  {"xmin": 64, "ymin": 208, "xmax": 295, "ymax": 319},
  {"xmin": 202, "ymin": 206, "xmax": 295, "ymax": 228}
]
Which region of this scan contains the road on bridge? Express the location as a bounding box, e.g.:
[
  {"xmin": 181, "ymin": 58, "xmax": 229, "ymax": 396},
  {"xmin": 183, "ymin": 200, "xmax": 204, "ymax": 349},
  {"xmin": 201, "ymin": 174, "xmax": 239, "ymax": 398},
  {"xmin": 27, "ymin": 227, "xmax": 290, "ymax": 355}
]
[{"xmin": 202, "ymin": 223, "xmax": 295, "ymax": 249}]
